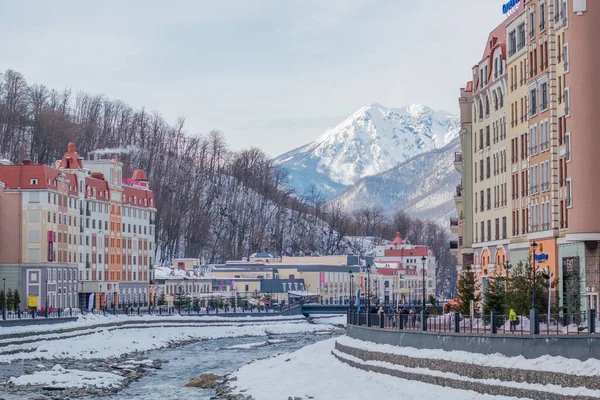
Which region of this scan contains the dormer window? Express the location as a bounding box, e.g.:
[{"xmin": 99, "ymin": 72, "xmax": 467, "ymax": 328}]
[
  {"xmin": 92, "ymin": 188, "xmax": 96, "ymax": 197},
  {"xmin": 30, "ymin": 178, "xmax": 38, "ymax": 185}
]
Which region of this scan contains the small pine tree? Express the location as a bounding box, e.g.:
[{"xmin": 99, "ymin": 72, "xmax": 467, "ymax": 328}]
[
  {"xmin": 482, "ymin": 275, "xmax": 506, "ymax": 317},
  {"xmin": 455, "ymin": 265, "xmax": 481, "ymax": 315},
  {"xmin": 428, "ymin": 294, "xmax": 438, "ymax": 315},
  {"xmin": 5, "ymin": 289, "xmax": 13, "ymax": 312},
  {"xmin": 157, "ymin": 292, "xmax": 166, "ymax": 306},
  {"xmin": 12, "ymin": 289, "xmax": 21, "ymax": 312},
  {"xmin": 0, "ymin": 290, "xmax": 5, "ymax": 311}
]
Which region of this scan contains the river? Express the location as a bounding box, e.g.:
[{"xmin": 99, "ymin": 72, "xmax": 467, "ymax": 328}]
[{"xmin": 113, "ymin": 331, "xmax": 339, "ymax": 399}]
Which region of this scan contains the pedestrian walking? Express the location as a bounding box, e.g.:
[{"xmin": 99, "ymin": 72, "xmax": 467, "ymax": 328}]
[{"xmin": 509, "ymin": 309, "xmax": 517, "ymax": 332}]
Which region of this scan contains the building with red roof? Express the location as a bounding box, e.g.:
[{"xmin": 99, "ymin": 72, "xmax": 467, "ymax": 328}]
[{"xmin": 0, "ymin": 143, "xmax": 157, "ymax": 311}]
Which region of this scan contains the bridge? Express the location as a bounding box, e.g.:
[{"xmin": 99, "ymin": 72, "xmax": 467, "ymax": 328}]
[{"xmin": 281, "ymin": 302, "xmax": 349, "ymax": 317}]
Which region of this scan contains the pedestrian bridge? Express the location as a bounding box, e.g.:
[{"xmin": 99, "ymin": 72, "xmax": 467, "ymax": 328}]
[{"xmin": 301, "ymin": 304, "xmax": 349, "ymax": 316}]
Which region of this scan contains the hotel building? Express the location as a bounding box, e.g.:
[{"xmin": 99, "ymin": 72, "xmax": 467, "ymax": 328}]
[
  {"xmin": 0, "ymin": 143, "xmax": 156, "ymax": 310},
  {"xmin": 453, "ymin": 0, "xmax": 598, "ymax": 312}
]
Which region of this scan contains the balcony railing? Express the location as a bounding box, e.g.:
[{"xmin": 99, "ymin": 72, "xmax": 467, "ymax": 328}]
[
  {"xmin": 456, "ymin": 185, "xmax": 462, "ymax": 197},
  {"xmin": 450, "ymin": 218, "xmax": 458, "ymax": 227},
  {"xmin": 454, "ymin": 152, "xmax": 463, "ymax": 162},
  {"xmin": 542, "ymin": 223, "xmax": 550, "ymax": 231},
  {"xmin": 540, "ymin": 141, "xmax": 549, "ymax": 151},
  {"xmin": 541, "ymin": 182, "xmax": 550, "ymax": 191}
]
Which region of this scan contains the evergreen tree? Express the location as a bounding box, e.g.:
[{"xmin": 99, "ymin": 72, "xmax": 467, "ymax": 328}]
[
  {"xmin": 482, "ymin": 275, "xmax": 506, "ymax": 318},
  {"xmin": 0, "ymin": 290, "xmax": 5, "ymax": 311},
  {"xmin": 455, "ymin": 266, "xmax": 480, "ymax": 315},
  {"xmin": 428, "ymin": 294, "xmax": 438, "ymax": 315},
  {"xmin": 12, "ymin": 289, "xmax": 21, "ymax": 312},
  {"xmin": 157, "ymin": 292, "xmax": 166, "ymax": 306},
  {"xmin": 173, "ymin": 287, "xmax": 191, "ymax": 309},
  {"xmin": 5, "ymin": 289, "xmax": 13, "ymax": 312},
  {"xmin": 505, "ymin": 259, "xmax": 550, "ymax": 316}
]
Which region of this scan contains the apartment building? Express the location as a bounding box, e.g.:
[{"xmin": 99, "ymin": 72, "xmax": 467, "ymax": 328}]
[
  {"xmin": 454, "ymin": 0, "xmax": 597, "ymax": 312},
  {"xmin": 468, "ymin": 18, "xmax": 512, "ymax": 292},
  {"xmin": 453, "ymin": 83, "xmax": 475, "ymax": 274},
  {"xmin": 0, "ymin": 143, "xmax": 156, "ymax": 311}
]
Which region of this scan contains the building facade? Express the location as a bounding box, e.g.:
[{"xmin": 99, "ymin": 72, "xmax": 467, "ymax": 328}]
[
  {"xmin": 454, "ymin": 0, "xmax": 596, "ymax": 312},
  {"xmin": 0, "ymin": 143, "xmax": 156, "ymax": 311}
]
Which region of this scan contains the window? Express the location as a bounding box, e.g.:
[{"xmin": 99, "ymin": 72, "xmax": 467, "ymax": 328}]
[
  {"xmin": 518, "ymin": 23, "xmax": 526, "ymax": 49},
  {"xmin": 486, "ymin": 157, "xmax": 491, "ymax": 178},
  {"xmin": 530, "ymin": 164, "xmax": 539, "ymax": 193},
  {"xmin": 28, "ymin": 230, "xmax": 40, "ymax": 242},
  {"xmin": 29, "ymin": 211, "xmax": 40, "ymax": 223},
  {"xmin": 487, "ymin": 188, "xmax": 491, "ymax": 210},
  {"xmin": 487, "ymin": 220, "xmax": 492, "ymax": 241},
  {"xmin": 564, "ymin": 87, "xmax": 570, "ymax": 116},
  {"xmin": 540, "ymin": 82, "xmax": 548, "ymax": 111},
  {"xmin": 539, "ymin": 1, "xmax": 546, "ymax": 31},
  {"xmin": 541, "ymin": 161, "xmax": 550, "ymax": 191},
  {"xmin": 563, "ymin": 43, "xmax": 569, "ymax": 71},
  {"xmin": 529, "ymin": 125, "xmax": 539, "ymax": 155},
  {"xmin": 565, "ymin": 133, "xmax": 571, "ymax": 162},
  {"xmin": 540, "ymin": 120, "xmax": 549, "ymax": 151},
  {"xmin": 502, "ymin": 217, "xmax": 507, "ymax": 239},
  {"xmin": 529, "ymin": 9, "xmax": 535, "ymax": 39},
  {"xmin": 28, "ymin": 248, "xmax": 41, "ymax": 262},
  {"xmin": 566, "ymin": 178, "xmax": 572, "ymax": 208},
  {"xmin": 29, "ymin": 192, "xmax": 40, "ymax": 203},
  {"xmin": 509, "ymin": 30, "xmax": 517, "ymax": 55},
  {"xmin": 529, "ymin": 87, "xmax": 537, "ymax": 116}
]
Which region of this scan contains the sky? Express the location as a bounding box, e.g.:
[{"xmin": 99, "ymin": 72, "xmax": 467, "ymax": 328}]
[{"xmin": 0, "ymin": 1, "xmax": 507, "ymax": 157}]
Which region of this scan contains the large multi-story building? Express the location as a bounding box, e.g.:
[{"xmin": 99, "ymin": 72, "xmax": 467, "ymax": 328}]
[
  {"xmin": 453, "ymin": 0, "xmax": 598, "ymax": 312},
  {"xmin": 0, "ymin": 143, "xmax": 156, "ymax": 311}
]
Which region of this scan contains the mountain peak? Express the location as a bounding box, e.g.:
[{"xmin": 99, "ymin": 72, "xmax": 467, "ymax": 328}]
[{"xmin": 273, "ymin": 102, "xmax": 459, "ymax": 197}]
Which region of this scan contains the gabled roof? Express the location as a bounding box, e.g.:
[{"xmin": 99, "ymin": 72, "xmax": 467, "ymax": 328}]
[
  {"xmin": 57, "ymin": 142, "xmax": 85, "ymax": 170},
  {"xmin": 0, "ymin": 163, "xmax": 77, "ymax": 195}
]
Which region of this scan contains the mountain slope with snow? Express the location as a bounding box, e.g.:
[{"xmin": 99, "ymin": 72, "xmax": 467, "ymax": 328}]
[
  {"xmin": 274, "ymin": 103, "xmax": 459, "ymax": 198},
  {"xmin": 332, "ymin": 138, "xmax": 461, "ymax": 225}
]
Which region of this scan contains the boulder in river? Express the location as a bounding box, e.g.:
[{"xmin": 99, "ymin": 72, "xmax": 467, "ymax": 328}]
[{"xmin": 185, "ymin": 373, "xmax": 222, "ymax": 388}]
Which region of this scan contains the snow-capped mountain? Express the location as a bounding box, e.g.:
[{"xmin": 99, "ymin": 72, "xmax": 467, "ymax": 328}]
[
  {"xmin": 273, "ymin": 103, "xmax": 459, "ymax": 199},
  {"xmin": 332, "ymin": 138, "xmax": 461, "ymax": 225}
]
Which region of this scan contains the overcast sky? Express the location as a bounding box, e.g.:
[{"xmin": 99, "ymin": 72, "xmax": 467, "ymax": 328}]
[{"xmin": 0, "ymin": 1, "xmax": 507, "ymax": 157}]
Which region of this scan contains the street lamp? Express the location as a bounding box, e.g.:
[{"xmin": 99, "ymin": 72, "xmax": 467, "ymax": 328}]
[
  {"xmin": 348, "ymin": 270, "xmax": 354, "ymax": 310},
  {"xmin": 421, "ymin": 256, "xmax": 427, "ymax": 331},
  {"xmin": 80, "ymin": 281, "xmax": 84, "ymax": 311},
  {"xmin": 2, "ymin": 278, "xmax": 6, "ymax": 320},
  {"xmin": 45, "ymin": 279, "xmax": 49, "ymax": 318},
  {"xmin": 531, "ymin": 241, "xmax": 538, "ymax": 309},
  {"xmin": 421, "ymin": 256, "xmax": 427, "ymax": 311}
]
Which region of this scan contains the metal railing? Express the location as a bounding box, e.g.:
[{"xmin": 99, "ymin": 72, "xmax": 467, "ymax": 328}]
[{"xmin": 347, "ymin": 310, "xmax": 598, "ymax": 336}]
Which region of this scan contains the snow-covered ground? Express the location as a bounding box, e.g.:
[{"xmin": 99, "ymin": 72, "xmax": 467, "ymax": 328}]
[
  {"xmin": 229, "ymin": 338, "xmax": 522, "ymax": 400},
  {"xmin": 0, "ymin": 315, "xmax": 339, "ymax": 364},
  {"xmin": 0, "ymin": 313, "xmax": 306, "ymax": 336},
  {"xmin": 337, "ymin": 336, "xmax": 600, "ymax": 376},
  {"xmin": 310, "ymin": 314, "xmax": 346, "ymax": 326},
  {"xmin": 8, "ymin": 364, "xmax": 124, "ymax": 389}
]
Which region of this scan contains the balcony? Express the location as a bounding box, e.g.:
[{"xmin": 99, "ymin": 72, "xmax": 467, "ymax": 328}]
[
  {"xmin": 450, "ymin": 218, "xmax": 459, "ymax": 234},
  {"xmin": 454, "ymin": 152, "xmax": 463, "ymax": 173},
  {"xmin": 450, "ymin": 240, "xmax": 459, "ymax": 257}
]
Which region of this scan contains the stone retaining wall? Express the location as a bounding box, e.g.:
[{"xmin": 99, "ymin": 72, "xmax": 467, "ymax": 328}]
[
  {"xmin": 346, "ymin": 324, "xmax": 600, "ymax": 361},
  {"xmin": 335, "ymin": 341, "xmax": 599, "ymax": 390},
  {"xmin": 331, "ymin": 351, "xmax": 597, "ymax": 400},
  {"xmin": 0, "ymin": 317, "xmax": 78, "ymax": 328}
]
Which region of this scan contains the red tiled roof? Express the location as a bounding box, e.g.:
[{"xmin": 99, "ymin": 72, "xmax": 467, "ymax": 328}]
[
  {"xmin": 390, "ymin": 232, "xmax": 403, "ymax": 246},
  {"xmin": 0, "ymin": 164, "xmax": 77, "ymax": 195},
  {"xmin": 122, "ymin": 185, "xmax": 155, "ymax": 208},
  {"xmin": 384, "ymin": 246, "xmax": 432, "ymax": 258},
  {"xmin": 85, "ymin": 176, "xmax": 109, "ymax": 200},
  {"xmin": 58, "ymin": 142, "xmax": 85, "ymax": 170}
]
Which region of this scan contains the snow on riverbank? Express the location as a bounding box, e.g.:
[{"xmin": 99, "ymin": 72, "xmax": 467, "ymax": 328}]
[
  {"xmin": 0, "ymin": 319, "xmax": 339, "ymax": 364},
  {"xmin": 337, "ymin": 336, "xmax": 600, "ymax": 377},
  {"xmin": 310, "ymin": 314, "xmax": 346, "ymax": 326},
  {"xmin": 229, "ymin": 338, "xmax": 521, "ymax": 400},
  {"xmin": 0, "ymin": 313, "xmax": 306, "ymax": 336},
  {"xmin": 8, "ymin": 364, "xmax": 124, "ymax": 389}
]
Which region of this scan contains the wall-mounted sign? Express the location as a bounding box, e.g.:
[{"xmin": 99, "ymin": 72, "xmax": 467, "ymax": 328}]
[
  {"xmin": 319, "ymin": 272, "xmax": 324, "ymax": 288},
  {"xmin": 502, "ymin": 0, "xmax": 520, "ymax": 16}
]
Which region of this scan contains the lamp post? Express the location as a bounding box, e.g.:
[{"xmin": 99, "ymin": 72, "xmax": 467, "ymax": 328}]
[
  {"xmin": 45, "ymin": 279, "xmax": 49, "ymax": 318},
  {"xmin": 349, "ymin": 270, "xmax": 354, "ymax": 310},
  {"xmin": 99, "ymin": 284, "xmax": 103, "ymax": 311},
  {"xmin": 421, "ymin": 256, "xmax": 427, "ymax": 331},
  {"xmin": 2, "ymin": 278, "xmax": 6, "ymax": 320},
  {"xmin": 531, "ymin": 241, "xmax": 538, "ymax": 309},
  {"xmin": 80, "ymin": 281, "xmax": 84, "ymax": 311},
  {"xmin": 366, "ymin": 264, "xmax": 371, "ymax": 326}
]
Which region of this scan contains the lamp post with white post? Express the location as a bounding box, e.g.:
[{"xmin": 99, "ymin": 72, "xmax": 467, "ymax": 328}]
[{"xmin": 421, "ymin": 256, "xmax": 427, "ymax": 331}]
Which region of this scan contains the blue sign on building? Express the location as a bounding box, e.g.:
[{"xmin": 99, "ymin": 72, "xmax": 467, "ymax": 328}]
[{"xmin": 502, "ymin": 0, "xmax": 520, "ymax": 15}]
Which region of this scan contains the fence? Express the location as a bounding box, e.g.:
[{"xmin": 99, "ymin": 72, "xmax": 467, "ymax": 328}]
[{"xmin": 347, "ymin": 309, "xmax": 597, "ymax": 335}]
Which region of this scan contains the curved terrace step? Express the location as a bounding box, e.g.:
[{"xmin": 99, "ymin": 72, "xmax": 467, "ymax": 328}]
[{"xmin": 333, "ymin": 337, "xmax": 600, "ymax": 400}]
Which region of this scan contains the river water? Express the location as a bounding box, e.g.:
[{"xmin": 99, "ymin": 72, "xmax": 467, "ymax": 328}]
[{"xmin": 113, "ymin": 331, "xmax": 339, "ymax": 399}]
